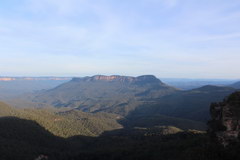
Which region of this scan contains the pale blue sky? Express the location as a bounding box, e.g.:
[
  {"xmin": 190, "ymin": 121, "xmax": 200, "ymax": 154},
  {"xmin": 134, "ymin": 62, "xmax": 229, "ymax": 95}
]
[{"xmin": 0, "ymin": 0, "xmax": 240, "ymax": 78}]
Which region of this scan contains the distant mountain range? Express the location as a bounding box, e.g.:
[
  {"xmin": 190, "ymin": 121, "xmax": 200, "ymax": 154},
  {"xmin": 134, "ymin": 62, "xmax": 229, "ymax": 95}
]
[
  {"xmin": 0, "ymin": 77, "xmax": 71, "ymax": 99},
  {"xmin": 161, "ymin": 78, "xmax": 238, "ymax": 90},
  {"xmin": 0, "ymin": 77, "xmax": 71, "ymax": 81}
]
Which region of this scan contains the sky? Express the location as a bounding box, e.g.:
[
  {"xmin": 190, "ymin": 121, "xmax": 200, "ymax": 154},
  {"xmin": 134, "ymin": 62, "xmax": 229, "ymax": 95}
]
[{"xmin": 0, "ymin": 0, "xmax": 240, "ymax": 78}]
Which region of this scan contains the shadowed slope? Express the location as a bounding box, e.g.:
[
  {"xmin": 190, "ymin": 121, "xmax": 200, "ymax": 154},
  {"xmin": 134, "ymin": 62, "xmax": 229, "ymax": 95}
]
[
  {"xmin": 129, "ymin": 85, "xmax": 236, "ymax": 123},
  {"xmin": 0, "ymin": 117, "xmax": 70, "ymax": 160}
]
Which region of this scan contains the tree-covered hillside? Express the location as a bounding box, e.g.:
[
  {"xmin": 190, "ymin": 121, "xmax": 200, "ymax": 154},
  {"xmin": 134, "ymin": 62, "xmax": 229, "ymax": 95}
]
[
  {"xmin": 1, "ymin": 92, "xmax": 240, "ymax": 160},
  {"xmin": 0, "ymin": 102, "xmax": 122, "ymax": 137}
]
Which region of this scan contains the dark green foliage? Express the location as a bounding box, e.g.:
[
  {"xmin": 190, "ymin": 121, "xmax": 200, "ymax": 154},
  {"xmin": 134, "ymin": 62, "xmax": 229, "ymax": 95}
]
[
  {"xmin": 0, "ymin": 83, "xmax": 239, "ymax": 160},
  {"xmin": 0, "ymin": 101, "xmax": 240, "ymax": 160},
  {"xmin": 121, "ymin": 114, "xmax": 206, "ymax": 130},
  {"xmin": 0, "ymin": 115, "xmax": 231, "ymax": 160},
  {"xmin": 0, "ymin": 117, "xmax": 71, "ymax": 160},
  {"xmin": 0, "ymin": 102, "xmax": 122, "ymax": 137},
  {"xmin": 226, "ymin": 91, "xmax": 240, "ymax": 105}
]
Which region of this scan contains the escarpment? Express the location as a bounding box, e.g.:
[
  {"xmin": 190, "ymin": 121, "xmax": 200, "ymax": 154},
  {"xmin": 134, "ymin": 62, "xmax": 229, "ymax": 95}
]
[{"xmin": 208, "ymin": 91, "xmax": 240, "ymax": 146}]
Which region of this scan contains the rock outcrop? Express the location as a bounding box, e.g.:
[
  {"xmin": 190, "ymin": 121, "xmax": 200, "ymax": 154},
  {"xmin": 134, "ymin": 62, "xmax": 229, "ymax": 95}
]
[
  {"xmin": 208, "ymin": 91, "xmax": 240, "ymax": 146},
  {"xmin": 72, "ymin": 75, "xmax": 136, "ymax": 82},
  {"xmin": 72, "ymin": 75, "xmax": 165, "ymax": 85}
]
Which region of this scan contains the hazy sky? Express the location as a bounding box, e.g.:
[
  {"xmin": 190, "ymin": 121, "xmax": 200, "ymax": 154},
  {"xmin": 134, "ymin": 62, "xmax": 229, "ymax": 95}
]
[{"xmin": 0, "ymin": 0, "xmax": 240, "ymax": 78}]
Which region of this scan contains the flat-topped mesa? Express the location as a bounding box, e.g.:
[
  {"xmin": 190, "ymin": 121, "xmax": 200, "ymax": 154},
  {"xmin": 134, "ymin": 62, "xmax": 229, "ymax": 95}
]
[
  {"xmin": 72, "ymin": 75, "xmax": 134, "ymax": 82},
  {"xmin": 72, "ymin": 75, "xmax": 163, "ymax": 84}
]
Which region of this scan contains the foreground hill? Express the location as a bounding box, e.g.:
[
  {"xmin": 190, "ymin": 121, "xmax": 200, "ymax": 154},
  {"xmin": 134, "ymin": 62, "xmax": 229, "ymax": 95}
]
[
  {"xmin": 0, "ymin": 113, "xmax": 236, "ymax": 160},
  {"xmin": 0, "ymin": 102, "xmax": 214, "ymax": 160},
  {"xmin": 0, "ymin": 102, "xmax": 122, "ymax": 137},
  {"xmin": 0, "ymin": 101, "xmax": 209, "ymax": 160},
  {"xmin": 0, "ymin": 114, "xmax": 208, "ymax": 160},
  {"xmin": 32, "ymin": 75, "xmax": 177, "ymax": 115},
  {"xmin": 0, "ymin": 117, "xmax": 69, "ymax": 160}
]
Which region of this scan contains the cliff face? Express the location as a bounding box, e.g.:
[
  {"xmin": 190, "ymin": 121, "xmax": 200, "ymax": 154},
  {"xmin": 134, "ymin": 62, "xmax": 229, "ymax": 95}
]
[
  {"xmin": 72, "ymin": 75, "xmax": 136, "ymax": 82},
  {"xmin": 208, "ymin": 91, "xmax": 240, "ymax": 146},
  {"xmin": 72, "ymin": 75, "xmax": 164, "ymax": 85}
]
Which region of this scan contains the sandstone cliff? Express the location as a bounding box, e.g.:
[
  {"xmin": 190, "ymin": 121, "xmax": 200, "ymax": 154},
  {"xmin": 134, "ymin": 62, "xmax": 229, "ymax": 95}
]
[
  {"xmin": 208, "ymin": 91, "xmax": 240, "ymax": 146},
  {"xmin": 72, "ymin": 75, "xmax": 164, "ymax": 85}
]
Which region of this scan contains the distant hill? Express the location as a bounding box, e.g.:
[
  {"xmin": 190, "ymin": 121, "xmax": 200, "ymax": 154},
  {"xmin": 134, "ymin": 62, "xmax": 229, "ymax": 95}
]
[
  {"xmin": 32, "ymin": 75, "xmax": 177, "ymax": 116},
  {"xmin": 162, "ymin": 78, "xmax": 236, "ymax": 90},
  {"xmin": 229, "ymin": 81, "xmax": 240, "ymax": 89},
  {"xmin": 129, "ymin": 85, "xmax": 236, "ymax": 122}
]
